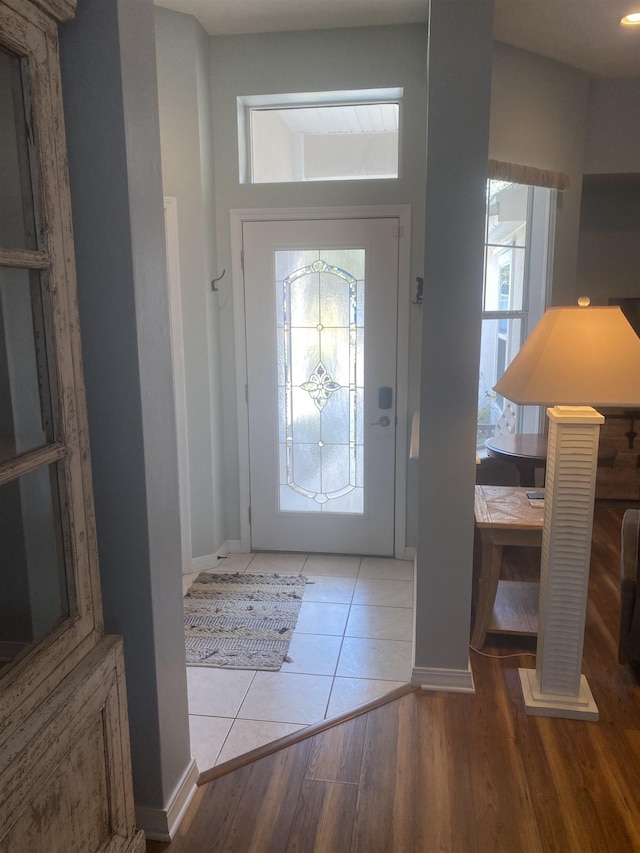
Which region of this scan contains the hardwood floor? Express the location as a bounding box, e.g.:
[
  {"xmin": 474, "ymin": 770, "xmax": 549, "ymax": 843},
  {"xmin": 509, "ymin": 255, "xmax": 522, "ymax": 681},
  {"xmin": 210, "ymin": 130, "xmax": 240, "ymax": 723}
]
[{"xmin": 148, "ymin": 500, "xmax": 640, "ymax": 852}]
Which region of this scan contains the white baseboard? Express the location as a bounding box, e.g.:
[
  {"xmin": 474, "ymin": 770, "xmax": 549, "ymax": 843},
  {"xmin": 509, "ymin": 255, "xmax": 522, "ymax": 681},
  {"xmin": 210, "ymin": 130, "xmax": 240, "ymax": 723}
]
[
  {"xmin": 402, "ymin": 546, "xmax": 416, "ymax": 562},
  {"xmin": 191, "ymin": 553, "xmax": 224, "ymax": 573},
  {"xmin": 136, "ymin": 757, "xmax": 199, "ymax": 842},
  {"xmin": 188, "ymin": 540, "xmax": 244, "ymax": 574},
  {"xmin": 411, "ymin": 663, "xmax": 475, "ymax": 694}
]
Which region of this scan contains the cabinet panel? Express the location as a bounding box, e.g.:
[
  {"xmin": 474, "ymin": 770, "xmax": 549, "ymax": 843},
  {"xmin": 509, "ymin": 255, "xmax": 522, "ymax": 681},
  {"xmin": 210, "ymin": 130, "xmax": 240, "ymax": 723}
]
[{"xmin": 0, "ymin": 637, "xmax": 145, "ymax": 853}]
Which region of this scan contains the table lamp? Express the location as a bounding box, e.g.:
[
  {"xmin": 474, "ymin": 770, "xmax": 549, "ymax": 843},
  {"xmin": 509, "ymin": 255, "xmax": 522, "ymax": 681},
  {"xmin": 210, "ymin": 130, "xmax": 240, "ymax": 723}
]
[{"xmin": 493, "ymin": 299, "xmax": 640, "ymax": 720}]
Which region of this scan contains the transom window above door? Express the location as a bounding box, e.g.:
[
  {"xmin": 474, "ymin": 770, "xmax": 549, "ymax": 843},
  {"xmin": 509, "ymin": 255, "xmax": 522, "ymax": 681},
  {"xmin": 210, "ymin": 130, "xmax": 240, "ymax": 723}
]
[{"xmin": 237, "ymin": 88, "xmax": 402, "ymax": 184}]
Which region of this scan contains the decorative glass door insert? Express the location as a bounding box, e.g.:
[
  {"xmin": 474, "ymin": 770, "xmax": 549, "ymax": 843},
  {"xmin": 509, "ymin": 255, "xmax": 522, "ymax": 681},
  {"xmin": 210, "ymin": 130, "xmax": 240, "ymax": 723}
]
[{"xmin": 277, "ymin": 251, "xmax": 364, "ymax": 514}]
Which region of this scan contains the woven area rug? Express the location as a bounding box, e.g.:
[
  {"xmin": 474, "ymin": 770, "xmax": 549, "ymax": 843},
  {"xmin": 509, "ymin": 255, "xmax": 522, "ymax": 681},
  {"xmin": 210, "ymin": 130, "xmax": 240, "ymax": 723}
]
[{"xmin": 184, "ymin": 572, "xmax": 307, "ymax": 670}]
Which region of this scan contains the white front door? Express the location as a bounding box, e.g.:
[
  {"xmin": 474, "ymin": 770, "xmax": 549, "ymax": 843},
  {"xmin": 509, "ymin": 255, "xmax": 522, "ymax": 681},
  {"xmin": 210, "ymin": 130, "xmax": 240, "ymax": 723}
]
[{"xmin": 243, "ymin": 217, "xmax": 399, "ymax": 555}]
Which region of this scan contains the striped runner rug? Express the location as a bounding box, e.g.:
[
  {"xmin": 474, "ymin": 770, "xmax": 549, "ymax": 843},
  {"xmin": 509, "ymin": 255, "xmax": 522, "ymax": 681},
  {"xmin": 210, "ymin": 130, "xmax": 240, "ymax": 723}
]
[{"xmin": 184, "ymin": 572, "xmax": 307, "ymax": 670}]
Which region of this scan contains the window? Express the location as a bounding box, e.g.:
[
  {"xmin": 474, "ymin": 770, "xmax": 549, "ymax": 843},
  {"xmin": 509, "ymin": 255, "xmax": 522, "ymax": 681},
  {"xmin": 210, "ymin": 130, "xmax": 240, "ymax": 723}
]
[
  {"xmin": 477, "ymin": 180, "xmax": 555, "ymax": 446},
  {"xmin": 238, "ymin": 89, "xmax": 402, "ymax": 184}
]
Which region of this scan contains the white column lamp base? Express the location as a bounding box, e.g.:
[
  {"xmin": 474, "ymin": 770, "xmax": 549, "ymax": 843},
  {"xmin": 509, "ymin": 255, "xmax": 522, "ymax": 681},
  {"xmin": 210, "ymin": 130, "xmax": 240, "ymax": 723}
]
[
  {"xmin": 519, "ymin": 667, "xmax": 599, "ymax": 721},
  {"xmin": 519, "ymin": 406, "xmax": 603, "ymax": 722}
]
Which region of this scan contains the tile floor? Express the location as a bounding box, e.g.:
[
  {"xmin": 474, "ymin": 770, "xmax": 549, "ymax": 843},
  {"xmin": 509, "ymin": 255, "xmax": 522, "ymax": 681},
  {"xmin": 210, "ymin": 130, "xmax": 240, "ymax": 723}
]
[{"xmin": 182, "ymin": 552, "xmax": 415, "ymax": 770}]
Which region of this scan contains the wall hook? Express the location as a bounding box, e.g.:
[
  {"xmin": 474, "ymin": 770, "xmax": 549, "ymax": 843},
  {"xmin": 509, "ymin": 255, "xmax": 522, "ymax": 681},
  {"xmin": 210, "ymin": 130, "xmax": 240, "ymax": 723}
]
[
  {"xmin": 413, "ymin": 276, "xmax": 424, "ymax": 305},
  {"xmin": 211, "ymin": 269, "xmax": 226, "ymax": 291}
]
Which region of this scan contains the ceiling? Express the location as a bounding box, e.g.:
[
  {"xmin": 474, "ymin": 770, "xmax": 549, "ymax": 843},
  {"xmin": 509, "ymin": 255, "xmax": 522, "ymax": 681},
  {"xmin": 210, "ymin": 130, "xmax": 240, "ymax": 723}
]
[{"xmin": 153, "ymin": 0, "xmax": 640, "ymax": 78}]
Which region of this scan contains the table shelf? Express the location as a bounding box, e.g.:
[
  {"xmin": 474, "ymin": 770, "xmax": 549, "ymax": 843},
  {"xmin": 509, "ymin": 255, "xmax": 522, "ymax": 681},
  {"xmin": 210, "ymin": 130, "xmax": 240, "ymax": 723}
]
[{"xmin": 489, "ymin": 580, "xmax": 539, "ymax": 636}]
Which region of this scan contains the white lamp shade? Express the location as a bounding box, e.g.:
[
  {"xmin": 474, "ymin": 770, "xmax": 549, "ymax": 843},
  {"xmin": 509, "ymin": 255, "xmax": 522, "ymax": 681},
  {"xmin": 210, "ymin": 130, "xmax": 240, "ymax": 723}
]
[{"xmin": 493, "ymin": 305, "xmax": 640, "ymax": 407}]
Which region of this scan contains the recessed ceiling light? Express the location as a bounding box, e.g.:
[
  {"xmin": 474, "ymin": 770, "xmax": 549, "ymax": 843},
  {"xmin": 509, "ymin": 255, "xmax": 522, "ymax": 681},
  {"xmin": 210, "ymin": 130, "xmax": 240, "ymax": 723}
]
[{"xmin": 621, "ymin": 12, "xmax": 640, "ymax": 25}]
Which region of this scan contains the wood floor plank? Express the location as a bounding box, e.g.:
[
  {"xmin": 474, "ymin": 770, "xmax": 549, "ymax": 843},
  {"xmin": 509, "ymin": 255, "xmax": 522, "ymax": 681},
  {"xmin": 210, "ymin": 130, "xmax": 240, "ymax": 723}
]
[
  {"xmin": 576, "ymin": 723, "xmax": 640, "ymax": 851},
  {"xmin": 305, "ymin": 713, "xmax": 367, "ymax": 784},
  {"xmin": 500, "ymin": 666, "xmax": 579, "ymax": 853},
  {"xmin": 285, "ymin": 780, "xmax": 359, "ymax": 852},
  {"xmin": 216, "ymin": 739, "xmax": 313, "ymax": 852},
  {"xmin": 350, "ymin": 693, "xmax": 416, "ymax": 852},
  {"xmin": 465, "ymin": 658, "xmax": 544, "ymax": 852},
  {"xmin": 151, "ymin": 761, "xmax": 253, "ymax": 852},
  {"xmin": 535, "ymin": 718, "xmax": 617, "ymax": 852},
  {"xmin": 414, "ymin": 693, "xmax": 479, "ymax": 853}
]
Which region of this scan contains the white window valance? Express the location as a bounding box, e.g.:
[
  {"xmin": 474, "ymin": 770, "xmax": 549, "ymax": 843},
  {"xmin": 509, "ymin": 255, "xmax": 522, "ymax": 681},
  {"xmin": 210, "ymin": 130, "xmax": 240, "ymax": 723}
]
[{"xmin": 488, "ymin": 158, "xmax": 570, "ymax": 191}]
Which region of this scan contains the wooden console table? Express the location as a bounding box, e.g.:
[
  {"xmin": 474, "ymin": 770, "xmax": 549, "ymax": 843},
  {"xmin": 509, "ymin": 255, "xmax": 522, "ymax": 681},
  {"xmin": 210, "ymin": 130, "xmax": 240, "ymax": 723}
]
[{"xmin": 471, "ymin": 485, "xmax": 544, "ymax": 648}]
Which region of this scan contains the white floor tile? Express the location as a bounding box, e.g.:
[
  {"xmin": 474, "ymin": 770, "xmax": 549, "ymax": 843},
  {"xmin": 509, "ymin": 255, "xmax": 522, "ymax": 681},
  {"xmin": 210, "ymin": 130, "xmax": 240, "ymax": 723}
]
[
  {"xmin": 237, "ymin": 671, "xmax": 333, "ymax": 725},
  {"xmin": 326, "ymin": 677, "xmax": 406, "ymax": 718},
  {"xmin": 303, "ymin": 575, "xmax": 356, "ymax": 604},
  {"xmin": 188, "ymin": 715, "xmax": 233, "ymax": 771},
  {"xmin": 352, "ymin": 577, "xmax": 414, "ymax": 608},
  {"xmin": 187, "ymin": 667, "xmax": 255, "ymax": 717},
  {"xmin": 336, "ymin": 636, "xmax": 413, "ymax": 681},
  {"xmin": 304, "ymin": 555, "xmax": 361, "ymax": 577},
  {"xmin": 295, "ymin": 601, "xmax": 350, "ymax": 635},
  {"xmin": 345, "ymin": 604, "xmax": 413, "ymax": 641},
  {"xmin": 248, "ymin": 552, "xmax": 307, "ymax": 574},
  {"xmin": 359, "ymin": 556, "xmax": 414, "ymax": 581},
  {"xmin": 283, "ymin": 632, "xmax": 342, "ymax": 676},
  {"xmin": 216, "ymin": 719, "xmax": 305, "ymax": 766}
]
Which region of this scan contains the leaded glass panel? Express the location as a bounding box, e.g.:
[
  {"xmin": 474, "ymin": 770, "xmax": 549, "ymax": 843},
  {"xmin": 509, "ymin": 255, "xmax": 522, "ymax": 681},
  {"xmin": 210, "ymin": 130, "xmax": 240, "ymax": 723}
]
[{"xmin": 276, "ymin": 250, "xmax": 364, "ymax": 514}]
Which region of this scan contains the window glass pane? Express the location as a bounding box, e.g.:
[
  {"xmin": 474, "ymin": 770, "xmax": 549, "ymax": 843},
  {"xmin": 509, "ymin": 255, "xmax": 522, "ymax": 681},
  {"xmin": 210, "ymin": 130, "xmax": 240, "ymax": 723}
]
[
  {"xmin": 484, "ymin": 246, "xmax": 526, "ymax": 312},
  {"xmin": 0, "ymin": 268, "xmax": 56, "ymax": 463},
  {"xmin": 486, "ymin": 181, "xmax": 528, "ymax": 248},
  {"xmin": 0, "ymin": 463, "xmax": 70, "ymax": 673},
  {"xmin": 0, "ymin": 46, "xmax": 39, "ymax": 251},
  {"xmin": 477, "ymin": 317, "xmax": 522, "ymax": 445},
  {"xmin": 251, "ymin": 102, "xmax": 399, "ymax": 184}
]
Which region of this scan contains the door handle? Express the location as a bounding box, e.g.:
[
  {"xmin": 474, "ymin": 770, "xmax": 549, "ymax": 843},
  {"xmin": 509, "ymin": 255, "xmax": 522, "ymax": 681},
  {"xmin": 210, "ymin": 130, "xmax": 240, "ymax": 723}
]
[{"xmin": 370, "ymin": 416, "xmax": 391, "ymax": 427}]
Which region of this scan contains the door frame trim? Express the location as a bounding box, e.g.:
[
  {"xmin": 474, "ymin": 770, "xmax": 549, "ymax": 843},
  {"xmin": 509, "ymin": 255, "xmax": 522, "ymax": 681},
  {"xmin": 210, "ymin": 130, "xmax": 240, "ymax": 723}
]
[{"xmin": 230, "ymin": 205, "xmax": 411, "ymax": 558}]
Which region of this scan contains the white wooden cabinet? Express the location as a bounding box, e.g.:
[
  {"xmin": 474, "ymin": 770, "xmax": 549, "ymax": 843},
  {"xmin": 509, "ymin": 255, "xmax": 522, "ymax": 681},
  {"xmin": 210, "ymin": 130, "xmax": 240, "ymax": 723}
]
[{"xmin": 0, "ymin": 1, "xmax": 143, "ymax": 850}]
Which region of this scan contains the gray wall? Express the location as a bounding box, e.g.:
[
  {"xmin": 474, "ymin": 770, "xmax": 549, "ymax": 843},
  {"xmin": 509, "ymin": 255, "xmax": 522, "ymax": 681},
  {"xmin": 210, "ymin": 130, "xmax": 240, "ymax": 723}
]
[
  {"xmin": 584, "ymin": 78, "xmax": 640, "ymax": 175},
  {"xmin": 578, "ymin": 78, "xmax": 639, "ymax": 310},
  {"xmin": 414, "ymin": 0, "xmax": 493, "ymax": 674},
  {"xmin": 155, "ymin": 8, "xmax": 225, "ymax": 559},
  {"xmin": 577, "ymin": 177, "xmax": 640, "ymax": 305},
  {"xmin": 59, "ymin": 0, "xmax": 190, "ymax": 812}
]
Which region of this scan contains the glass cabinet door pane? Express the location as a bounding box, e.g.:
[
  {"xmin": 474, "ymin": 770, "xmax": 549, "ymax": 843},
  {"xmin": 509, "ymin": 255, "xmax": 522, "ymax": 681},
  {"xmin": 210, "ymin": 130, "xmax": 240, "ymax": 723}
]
[
  {"xmin": 0, "ymin": 463, "xmax": 70, "ymax": 672},
  {"xmin": 0, "ymin": 46, "xmax": 39, "ymax": 251},
  {"xmin": 0, "ymin": 268, "xmax": 56, "ymax": 463}
]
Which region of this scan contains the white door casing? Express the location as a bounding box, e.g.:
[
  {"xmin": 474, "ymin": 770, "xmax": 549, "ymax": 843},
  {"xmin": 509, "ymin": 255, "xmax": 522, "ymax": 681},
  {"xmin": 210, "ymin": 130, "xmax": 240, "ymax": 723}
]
[{"xmin": 232, "ymin": 207, "xmax": 411, "ymax": 557}]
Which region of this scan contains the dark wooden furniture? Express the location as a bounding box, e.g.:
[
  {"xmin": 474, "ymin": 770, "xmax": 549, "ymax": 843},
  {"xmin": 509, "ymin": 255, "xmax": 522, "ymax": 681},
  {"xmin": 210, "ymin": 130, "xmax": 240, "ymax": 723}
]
[{"xmin": 486, "ymin": 432, "xmax": 617, "ymax": 487}]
